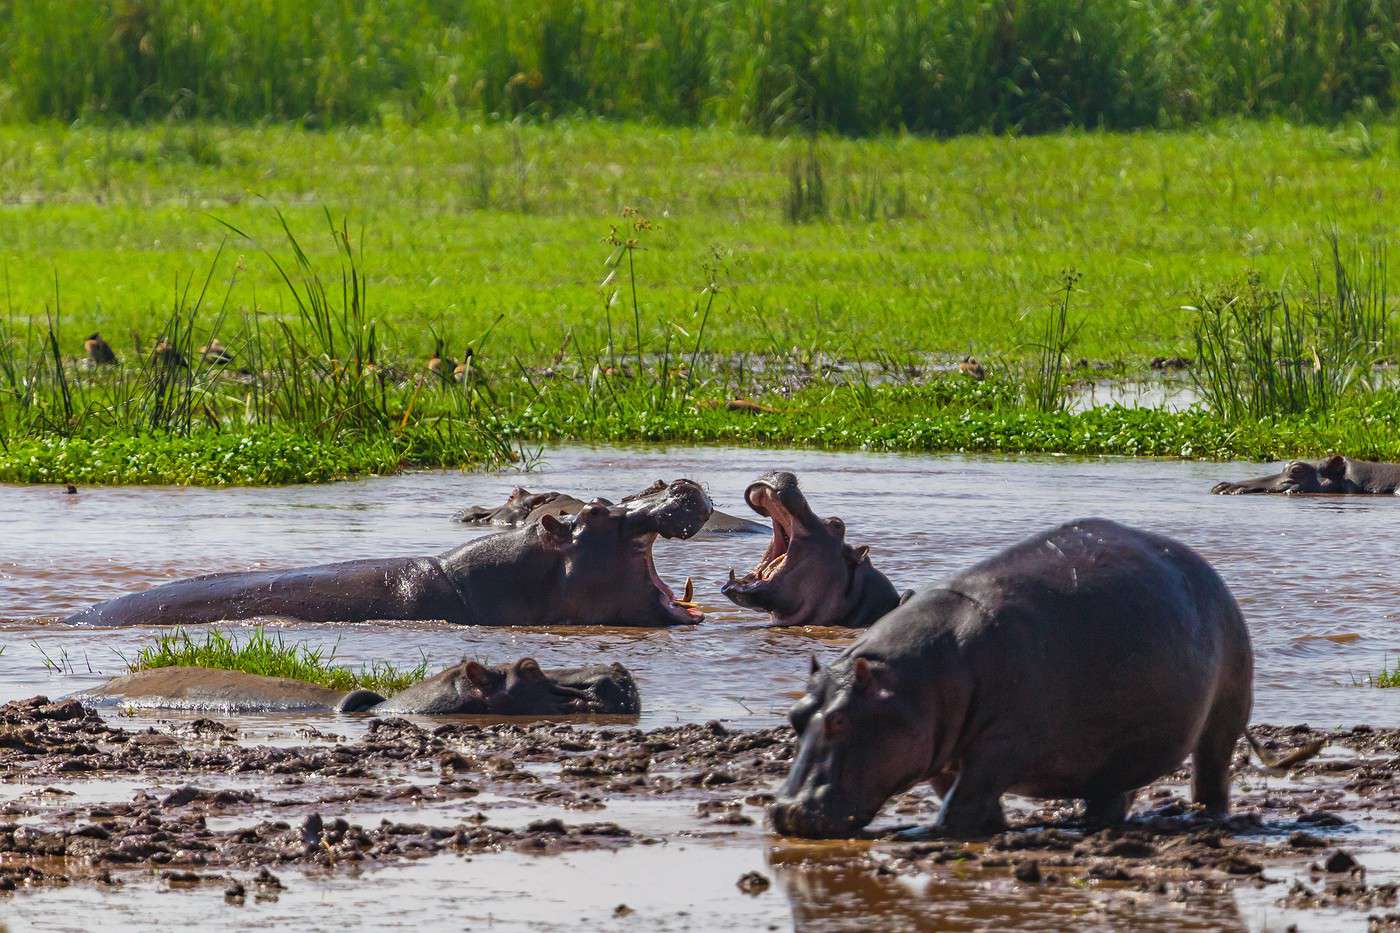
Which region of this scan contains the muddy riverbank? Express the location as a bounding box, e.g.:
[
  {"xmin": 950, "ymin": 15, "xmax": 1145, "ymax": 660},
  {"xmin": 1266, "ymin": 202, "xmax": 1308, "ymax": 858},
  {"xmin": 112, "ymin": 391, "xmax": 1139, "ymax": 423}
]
[{"xmin": 1, "ymin": 697, "xmax": 1399, "ymax": 931}]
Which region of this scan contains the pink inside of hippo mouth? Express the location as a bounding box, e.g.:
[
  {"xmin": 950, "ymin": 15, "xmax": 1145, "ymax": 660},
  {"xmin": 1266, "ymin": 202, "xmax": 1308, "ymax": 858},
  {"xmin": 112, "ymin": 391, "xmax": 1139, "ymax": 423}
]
[{"xmin": 728, "ymin": 485, "xmax": 792, "ymax": 592}]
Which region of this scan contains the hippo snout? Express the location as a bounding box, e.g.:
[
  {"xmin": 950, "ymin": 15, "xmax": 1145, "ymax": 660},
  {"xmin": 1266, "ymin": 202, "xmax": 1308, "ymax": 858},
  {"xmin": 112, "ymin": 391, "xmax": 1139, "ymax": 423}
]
[{"xmin": 768, "ymin": 788, "xmax": 868, "ymax": 839}]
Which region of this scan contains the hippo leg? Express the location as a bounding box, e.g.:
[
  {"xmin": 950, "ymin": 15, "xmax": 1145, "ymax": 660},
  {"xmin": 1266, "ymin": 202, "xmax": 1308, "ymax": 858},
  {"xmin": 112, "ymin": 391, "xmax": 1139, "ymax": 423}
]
[
  {"xmin": 933, "ymin": 759, "xmax": 1012, "ymax": 838},
  {"xmin": 1084, "ymin": 791, "xmax": 1134, "ymax": 829},
  {"xmin": 1191, "ymin": 700, "xmax": 1248, "ymax": 816}
]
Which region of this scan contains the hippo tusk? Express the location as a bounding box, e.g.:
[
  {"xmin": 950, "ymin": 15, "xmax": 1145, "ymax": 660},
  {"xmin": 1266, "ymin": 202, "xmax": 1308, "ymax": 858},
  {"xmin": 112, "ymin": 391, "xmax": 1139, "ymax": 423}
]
[{"xmin": 683, "ymin": 577, "xmax": 694, "ymax": 604}]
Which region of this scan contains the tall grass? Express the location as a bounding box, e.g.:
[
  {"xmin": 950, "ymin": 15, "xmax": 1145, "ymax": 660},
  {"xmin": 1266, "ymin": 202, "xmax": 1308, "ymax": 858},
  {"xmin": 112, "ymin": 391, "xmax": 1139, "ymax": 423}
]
[
  {"xmin": 1022, "ymin": 271, "xmax": 1082, "ymax": 413},
  {"xmin": 0, "ymin": 211, "xmax": 521, "ymax": 471},
  {"xmin": 130, "ymin": 627, "xmax": 429, "ymax": 695},
  {"xmin": 1191, "ymin": 234, "xmax": 1392, "ymax": 421},
  {"xmin": 3, "ymin": 1, "xmax": 1400, "ymax": 135}
]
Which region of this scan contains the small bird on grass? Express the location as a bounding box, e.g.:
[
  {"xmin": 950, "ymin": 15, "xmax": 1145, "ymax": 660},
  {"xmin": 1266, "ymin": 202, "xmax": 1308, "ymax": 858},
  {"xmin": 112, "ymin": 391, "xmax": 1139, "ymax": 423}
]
[
  {"xmin": 199, "ymin": 338, "xmax": 235, "ymax": 366},
  {"xmin": 453, "ymin": 347, "xmax": 475, "ymax": 383},
  {"xmin": 84, "ymin": 333, "xmax": 118, "ymax": 366},
  {"xmin": 959, "ymin": 356, "xmax": 986, "ymax": 380},
  {"xmin": 151, "ymin": 338, "xmax": 189, "ymax": 370}
]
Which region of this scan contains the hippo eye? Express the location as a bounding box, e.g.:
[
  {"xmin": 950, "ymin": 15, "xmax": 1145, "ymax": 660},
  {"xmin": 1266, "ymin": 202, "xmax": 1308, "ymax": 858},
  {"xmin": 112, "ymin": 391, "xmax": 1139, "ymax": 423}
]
[{"xmin": 821, "ymin": 709, "xmax": 849, "ymax": 740}]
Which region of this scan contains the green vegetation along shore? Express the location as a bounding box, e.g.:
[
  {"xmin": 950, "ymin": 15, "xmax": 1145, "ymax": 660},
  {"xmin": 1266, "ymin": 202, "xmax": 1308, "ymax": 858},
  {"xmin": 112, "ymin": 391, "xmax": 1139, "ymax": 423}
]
[
  {"xmin": 130, "ymin": 628, "xmax": 429, "ymax": 695},
  {"xmin": 4, "ymin": 119, "xmax": 1400, "ymax": 485}
]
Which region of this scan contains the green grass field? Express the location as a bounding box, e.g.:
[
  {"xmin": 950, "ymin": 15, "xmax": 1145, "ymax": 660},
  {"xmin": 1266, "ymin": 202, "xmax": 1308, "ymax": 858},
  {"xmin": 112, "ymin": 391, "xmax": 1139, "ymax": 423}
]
[
  {"xmin": 3, "ymin": 118, "xmax": 1398, "ymax": 366},
  {"xmin": 5, "ymin": 118, "xmax": 1400, "ymax": 484}
]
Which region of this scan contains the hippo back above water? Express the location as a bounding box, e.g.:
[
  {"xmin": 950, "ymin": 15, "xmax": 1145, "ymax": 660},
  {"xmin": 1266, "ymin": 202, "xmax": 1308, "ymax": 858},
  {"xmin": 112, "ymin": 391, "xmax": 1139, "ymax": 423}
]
[
  {"xmin": 1212, "ymin": 455, "xmax": 1400, "ymax": 495},
  {"xmin": 770, "ymin": 518, "xmax": 1253, "ymax": 838},
  {"xmin": 73, "ymin": 658, "xmax": 640, "ymax": 716}
]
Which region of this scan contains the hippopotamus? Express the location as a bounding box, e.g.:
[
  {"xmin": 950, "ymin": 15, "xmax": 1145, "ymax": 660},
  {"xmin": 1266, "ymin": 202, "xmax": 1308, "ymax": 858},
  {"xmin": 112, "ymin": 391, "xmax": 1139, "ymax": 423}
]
[
  {"xmin": 62, "ymin": 479, "xmax": 711, "ymax": 628},
  {"xmin": 1212, "ymin": 455, "xmax": 1400, "ymax": 495},
  {"xmin": 72, "ymin": 658, "xmax": 639, "ymax": 716},
  {"xmin": 769, "ymin": 518, "xmax": 1256, "ymax": 838},
  {"xmin": 456, "ymin": 479, "xmax": 766, "ymax": 535},
  {"xmin": 720, "ymin": 472, "xmax": 904, "ymax": 628}
]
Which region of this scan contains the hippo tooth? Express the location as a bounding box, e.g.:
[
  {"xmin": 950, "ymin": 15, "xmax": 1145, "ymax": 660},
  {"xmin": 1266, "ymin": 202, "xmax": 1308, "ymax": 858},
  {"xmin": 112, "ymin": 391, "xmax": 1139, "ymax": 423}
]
[{"xmin": 683, "ymin": 577, "xmax": 694, "ymax": 603}]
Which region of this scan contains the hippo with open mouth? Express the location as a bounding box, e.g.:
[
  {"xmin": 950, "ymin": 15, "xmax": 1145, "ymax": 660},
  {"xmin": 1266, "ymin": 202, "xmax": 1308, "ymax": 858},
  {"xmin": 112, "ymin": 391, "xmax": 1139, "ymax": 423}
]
[
  {"xmin": 1212, "ymin": 455, "xmax": 1400, "ymax": 495},
  {"xmin": 456, "ymin": 479, "xmax": 766, "ymax": 535},
  {"xmin": 769, "ymin": 518, "xmax": 1258, "ymax": 839},
  {"xmin": 73, "ymin": 658, "xmax": 639, "ymax": 716},
  {"xmin": 62, "ymin": 479, "xmax": 711, "ymax": 628},
  {"xmin": 720, "ymin": 472, "xmax": 904, "ymax": 628}
]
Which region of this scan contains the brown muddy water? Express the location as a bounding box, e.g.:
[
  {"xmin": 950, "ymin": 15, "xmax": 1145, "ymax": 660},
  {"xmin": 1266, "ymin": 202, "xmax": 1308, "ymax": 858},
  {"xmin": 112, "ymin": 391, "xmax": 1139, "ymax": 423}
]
[{"xmin": 1, "ymin": 446, "xmax": 1399, "ymax": 931}]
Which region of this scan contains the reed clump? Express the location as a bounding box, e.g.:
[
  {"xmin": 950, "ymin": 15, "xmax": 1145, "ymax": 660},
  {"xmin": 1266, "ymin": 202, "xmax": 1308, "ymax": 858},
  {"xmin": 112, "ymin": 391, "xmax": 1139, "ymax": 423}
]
[
  {"xmin": 131, "ymin": 627, "xmax": 430, "ymax": 695},
  {"xmin": 1191, "ymin": 233, "xmax": 1391, "ymax": 421}
]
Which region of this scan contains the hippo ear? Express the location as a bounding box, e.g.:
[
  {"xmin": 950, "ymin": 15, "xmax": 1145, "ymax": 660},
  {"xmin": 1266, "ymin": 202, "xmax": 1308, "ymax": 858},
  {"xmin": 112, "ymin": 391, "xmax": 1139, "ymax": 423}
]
[
  {"xmin": 514, "ymin": 657, "xmax": 546, "ymax": 681},
  {"xmin": 809, "ymin": 654, "xmax": 820, "ymax": 676},
  {"xmin": 898, "ymin": 589, "xmax": 914, "ymax": 606},
  {"xmin": 1320, "ymin": 455, "xmax": 1347, "ymax": 480},
  {"xmin": 463, "ymin": 661, "xmax": 494, "ymax": 690},
  {"xmin": 538, "ymin": 513, "xmax": 571, "ymax": 544},
  {"xmin": 825, "ymin": 516, "xmax": 846, "ymax": 539},
  {"xmin": 509, "ymin": 486, "xmax": 529, "ymax": 500},
  {"xmin": 844, "ymin": 544, "xmax": 869, "ymax": 566},
  {"xmin": 852, "ymin": 657, "xmax": 873, "ymax": 691}
]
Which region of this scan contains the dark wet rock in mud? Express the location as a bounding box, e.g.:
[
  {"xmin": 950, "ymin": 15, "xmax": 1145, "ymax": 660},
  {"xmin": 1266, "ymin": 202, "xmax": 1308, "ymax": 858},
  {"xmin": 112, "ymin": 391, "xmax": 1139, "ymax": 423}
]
[
  {"xmin": 1012, "ymin": 860, "xmax": 1042, "ymax": 884},
  {"xmin": 736, "ymin": 870, "xmax": 770, "ymax": 894},
  {"xmin": 1321, "ymin": 848, "xmax": 1363, "ymax": 874}
]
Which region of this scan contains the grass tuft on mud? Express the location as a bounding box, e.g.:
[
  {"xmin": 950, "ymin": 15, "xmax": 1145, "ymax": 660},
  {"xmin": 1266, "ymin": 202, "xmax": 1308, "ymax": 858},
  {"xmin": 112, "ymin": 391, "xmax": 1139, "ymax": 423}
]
[{"xmin": 130, "ymin": 627, "xmax": 429, "ymax": 696}]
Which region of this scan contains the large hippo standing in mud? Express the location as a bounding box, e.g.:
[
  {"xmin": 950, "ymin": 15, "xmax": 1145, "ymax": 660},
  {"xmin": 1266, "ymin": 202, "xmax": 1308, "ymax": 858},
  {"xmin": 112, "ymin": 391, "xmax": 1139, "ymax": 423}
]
[
  {"xmin": 62, "ymin": 479, "xmax": 711, "ymax": 628},
  {"xmin": 769, "ymin": 518, "xmax": 1255, "ymax": 838},
  {"xmin": 721, "ymin": 472, "xmax": 904, "ymax": 628},
  {"xmin": 456, "ymin": 479, "xmax": 767, "ymax": 535},
  {"xmin": 1212, "ymin": 455, "xmax": 1400, "ymax": 495},
  {"xmin": 73, "ymin": 658, "xmax": 639, "ymax": 716}
]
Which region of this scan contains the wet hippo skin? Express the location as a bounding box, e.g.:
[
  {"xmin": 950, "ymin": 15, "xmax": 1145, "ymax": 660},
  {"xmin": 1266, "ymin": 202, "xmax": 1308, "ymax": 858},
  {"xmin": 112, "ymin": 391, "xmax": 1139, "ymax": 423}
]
[
  {"xmin": 73, "ymin": 658, "xmax": 640, "ymax": 716},
  {"xmin": 721, "ymin": 471, "xmax": 904, "ymax": 628},
  {"xmin": 769, "ymin": 518, "xmax": 1256, "ymax": 838},
  {"xmin": 456, "ymin": 479, "xmax": 767, "ymax": 534},
  {"xmin": 1212, "ymin": 455, "xmax": 1400, "ymax": 494},
  {"xmin": 62, "ymin": 479, "xmax": 712, "ymax": 628}
]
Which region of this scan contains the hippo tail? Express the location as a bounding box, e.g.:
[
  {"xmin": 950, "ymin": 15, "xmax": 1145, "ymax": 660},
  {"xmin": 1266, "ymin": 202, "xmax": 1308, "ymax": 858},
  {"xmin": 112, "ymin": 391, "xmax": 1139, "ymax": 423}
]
[
  {"xmin": 1244, "ymin": 729, "xmax": 1324, "ymax": 771},
  {"xmin": 337, "ymin": 689, "xmax": 386, "ymax": 713}
]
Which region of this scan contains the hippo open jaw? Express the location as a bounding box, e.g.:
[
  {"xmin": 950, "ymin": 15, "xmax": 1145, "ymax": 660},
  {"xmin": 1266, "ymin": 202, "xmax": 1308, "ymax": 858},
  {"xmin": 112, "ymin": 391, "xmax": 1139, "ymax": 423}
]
[
  {"xmin": 616, "ymin": 478, "xmax": 710, "ymax": 623},
  {"xmin": 640, "ymin": 533, "xmax": 703, "ymax": 623},
  {"xmin": 723, "ymin": 482, "xmax": 793, "ymax": 597}
]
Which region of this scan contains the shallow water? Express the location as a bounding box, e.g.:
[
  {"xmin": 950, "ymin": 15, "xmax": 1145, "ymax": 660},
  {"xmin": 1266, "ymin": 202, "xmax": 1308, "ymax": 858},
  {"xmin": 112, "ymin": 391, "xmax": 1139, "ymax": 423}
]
[
  {"xmin": 3, "ymin": 446, "xmax": 1398, "ymax": 727},
  {"xmin": 3, "ymin": 446, "xmax": 1400, "ymax": 930}
]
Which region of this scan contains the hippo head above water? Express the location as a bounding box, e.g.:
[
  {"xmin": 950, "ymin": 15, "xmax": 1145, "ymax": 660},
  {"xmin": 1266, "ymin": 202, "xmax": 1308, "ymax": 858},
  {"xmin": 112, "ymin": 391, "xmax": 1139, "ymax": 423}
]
[
  {"xmin": 360, "ymin": 657, "xmax": 640, "ymax": 715},
  {"xmin": 454, "ymin": 488, "xmax": 585, "ymax": 526},
  {"xmin": 720, "ymin": 472, "xmax": 902, "ymax": 628},
  {"xmin": 1210, "ymin": 456, "xmax": 1348, "ymax": 495},
  {"xmin": 493, "ymin": 478, "xmax": 711, "ymax": 626}
]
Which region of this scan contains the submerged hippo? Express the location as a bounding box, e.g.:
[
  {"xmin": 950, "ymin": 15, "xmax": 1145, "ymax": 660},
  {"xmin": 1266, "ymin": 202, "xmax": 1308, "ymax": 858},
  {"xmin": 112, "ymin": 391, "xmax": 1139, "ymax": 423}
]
[
  {"xmin": 456, "ymin": 479, "xmax": 766, "ymax": 535},
  {"xmin": 62, "ymin": 479, "xmax": 711, "ymax": 628},
  {"xmin": 721, "ymin": 472, "xmax": 904, "ymax": 628},
  {"xmin": 73, "ymin": 658, "xmax": 639, "ymax": 716},
  {"xmin": 769, "ymin": 518, "xmax": 1256, "ymax": 838},
  {"xmin": 1212, "ymin": 455, "xmax": 1400, "ymax": 495}
]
